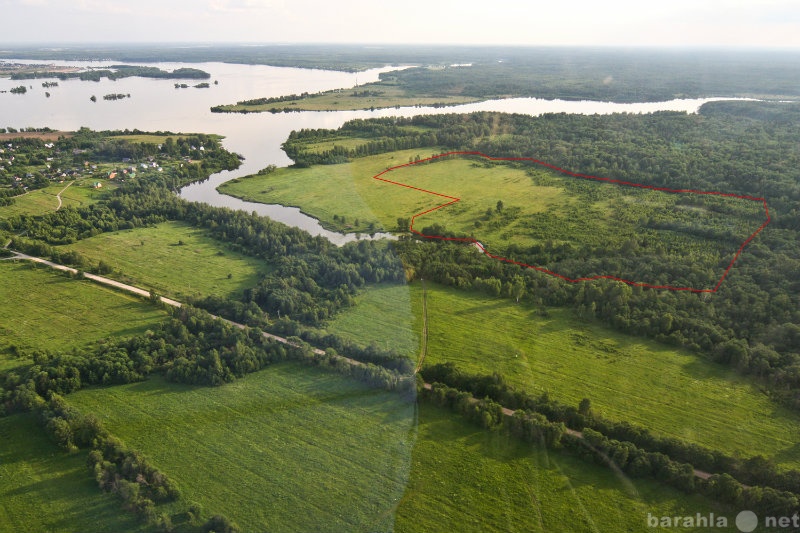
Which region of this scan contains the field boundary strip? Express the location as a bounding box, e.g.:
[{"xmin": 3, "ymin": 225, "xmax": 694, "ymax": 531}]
[{"xmin": 372, "ymin": 151, "xmax": 771, "ymax": 293}]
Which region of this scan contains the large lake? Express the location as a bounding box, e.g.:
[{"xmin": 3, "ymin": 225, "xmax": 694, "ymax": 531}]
[{"xmin": 0, "ymin": 60, "xmax": 742, "ymax": 244}]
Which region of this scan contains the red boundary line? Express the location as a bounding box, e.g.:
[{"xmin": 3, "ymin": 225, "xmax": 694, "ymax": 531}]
[{"xmin": 373, "ymin": 151, "xmax": 771, "ymax": 293}]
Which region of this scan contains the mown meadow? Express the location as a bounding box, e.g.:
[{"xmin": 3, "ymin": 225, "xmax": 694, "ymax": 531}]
[
  {"xmin": 68, "ymin": 363, "xmax": 417, "ymax": 532},
  {"xmin": 62, "ymin": 221, "xmax": 271, "ymax": 301},
  {"xmin": 0, "ymin": 260, "xmax": 167, "ymax": 371},
  {"xmin": 0, "ymin": 413, "xmax": 148, "ymax": 533},
  {"xmin": 326, "ymin": 281, "xmax": 800, "ymax": 469},
  {"xmin": 394, "ymin": 403, "xmax": 733, "ymax": 533}
]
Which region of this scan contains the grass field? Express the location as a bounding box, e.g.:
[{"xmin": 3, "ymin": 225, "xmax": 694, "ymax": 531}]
[
  {"xmin": 0, "ymin": 413, "xmax": 147, "ymax": 533},
  {"xmin": 66, "ymin": 364, "xmax": 728, "ymax": 532},
  {"xmin": 219, "ymin": 152, "xmax": 764, "ymax": 271},
  {"xmin": 220, "ymin": 148, "xmax": 447, "ymax": 233},
  {"xmin": 216, "ymin": 80, "xmax": 479, "ymax": 112},
  {"xmin": 0, "ymin": 179, "xmax": 116, "ymax": 219},
  {"xmin": 395, "ymin": 403, "xmax": 729, "ymax": 533},
  {"xmin": 0, "ymin": 261, "xmax": 167, "ymax": 370},
  {"xmin": 322, "ymin": 282, "xmax": 418, "ymax": 358},
  {"xmin": 67, "ymin": 363, "xmax": 417, "ymax": 532},
  {"xmin": 327, "ymin": 281, "xmax": 800, "ymax": 468},
  {"xmin": 62, "ymin": 221, "xmax": 271, "ymax": 300},
  {"xmin": 299, "ymin": 136, "xmax": 374, "ymax": 154}
]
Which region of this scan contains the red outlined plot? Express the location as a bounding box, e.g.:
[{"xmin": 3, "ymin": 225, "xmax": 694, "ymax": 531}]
[{"xmin": 373, "ymin": 151, "xmax": 770, "ymax": 293}]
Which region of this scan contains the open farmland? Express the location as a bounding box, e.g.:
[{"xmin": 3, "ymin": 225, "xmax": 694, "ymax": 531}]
[
  {"xmin": 0, "ymin": 413, "xmax": 147, "ymax": 533},
  {"xmin": 62, "ymin": 221, "xmax": 270, "ymax": 300},
  {"xmin": 394, "ymin": 403, "xmax": 728, "ymax": 533},
  {"xmin": 327, "ymin": 280, "xmax": 800, "ymax": 468},
  {"xmin": 67, "ymin": 363, "xmax": 417, "ymax": 532},
  {"xmin": 0, "ymin": 260, "xmax": 167, "ymax": 370}
]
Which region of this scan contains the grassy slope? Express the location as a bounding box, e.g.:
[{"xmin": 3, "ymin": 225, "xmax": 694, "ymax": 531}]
[
  {"xmin": 395, "ymin": 403, "xmax": 728, "ymax": 533},
  {"xmin": 327, "ymin": 282, "xmax": 800, "ymax": 468},
  {"xmin": 62, "ymin": 221, "xmax": 270, "ymax": 300},
  {"xmin": 0, "ymin": 261, "xmax": 166, "ymax": 370},
  {"xmin": 0, "ymin": 413, "xmax": 146, "ymax": 533},
  {"xmin": 68, "ymin": 364, "xmax": 417, "ymax": 533}
]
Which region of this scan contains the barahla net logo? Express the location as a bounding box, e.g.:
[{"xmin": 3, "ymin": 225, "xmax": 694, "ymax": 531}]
[{"xmin": 647, "ymin": 510, "xmax": 800, "ymax": 531}]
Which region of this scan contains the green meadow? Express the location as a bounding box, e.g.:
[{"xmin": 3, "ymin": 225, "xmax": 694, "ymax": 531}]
[
  {"xmin": 0, "ymin": 261, "xmax": 166, "ymax": 370},
  {"xmin": 0, "ymin": 179, "xmax": 115, "ymax": 219},
  {"xmin": 66, "ymin": 363, "xmax": 729, "ymax": 532},
  {"xmin": 0, "ymin": 413, "xmax": 147, "ymax": 533},
  {"xmin": 327, "ymin": 281, "xmax": 800, "ymax": 468},
  {"xmin": 68, "ymin": 363, "xmax": 417, "ymax": 532},
  {"xmin": 62, "ymin": 221, "xmax": 270, "ymax": 300},
  {"xmin": 219, "ymin": 148, "xmax": 446, "ymax": 233},
  {"xmin": 395, "ymin": 403, "xmax": 731, "ymax": 533},
  {"xmin": 321, "ymin": 282, "xmax": 419, "ymax": 359},
  {"xmin": 219, "ymin": 152, "xmax": 764, "ymax": 273}
]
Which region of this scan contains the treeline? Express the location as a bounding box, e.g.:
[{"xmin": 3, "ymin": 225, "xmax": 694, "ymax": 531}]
[
  {"xmin": 420, "ymin": 363, "xmax": 800, "ymax": 496},
  {"xmin": 33, "ymin": 393, "xmax": 182, "ymax": 526},
  {"xmin": 376, "ymin": 50, "xmax": 800, "ymax": 102},
  {"xmin": 421, "ymin": 380, "xmax": 799, "ymax": 516},
  {"xmin": 188, "ymin": 295, "xmax": 414, "ymax": 373},
  {"xmin": 227, "ymin": 91, "xmax": 311, "ymax": 107},
  {"xmin": 298, "ymin": 345, "xmax": 414, "ymax": 394},
  {"xmin": 269, "ymin": 317, "xmax": 414, "ymax": 373},
  {"xmin": 1, "ymin": 306, "xmax": 299, "ymax": 404},
  {"xmin": 34, "ymin": 391, "xmax": 241, "ymax": 531},
  {"xmin": 0, "ymin": 303, "xmax": 410, "ymax": 417},
  {"xmin": 281, "ymin": 118, "xmax": 462, "ymax": 166},
  {"xmin": 11, "ymin": 65, "xmax": 210, "ymax": 81},
  {"xmin": 577, "ymin": 429, "xmax": 799, "ymax": 517}
]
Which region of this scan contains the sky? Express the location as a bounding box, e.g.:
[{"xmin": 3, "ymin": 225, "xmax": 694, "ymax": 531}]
[{"xmin": 1, "ymin": 0, "xmax": 799, "ymax": 48}]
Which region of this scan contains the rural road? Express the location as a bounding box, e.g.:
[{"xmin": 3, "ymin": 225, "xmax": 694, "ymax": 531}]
[
  {"xmin": 54, "ymin": 180, "xmax": 73, "ymax": 211},
  {"xmin": 8, "ymin": 251, "xmax": 719, "ymax": 484},
  {"xmin": 5, "ymin": 251, "xmax": 330, "ymax": 356}
]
